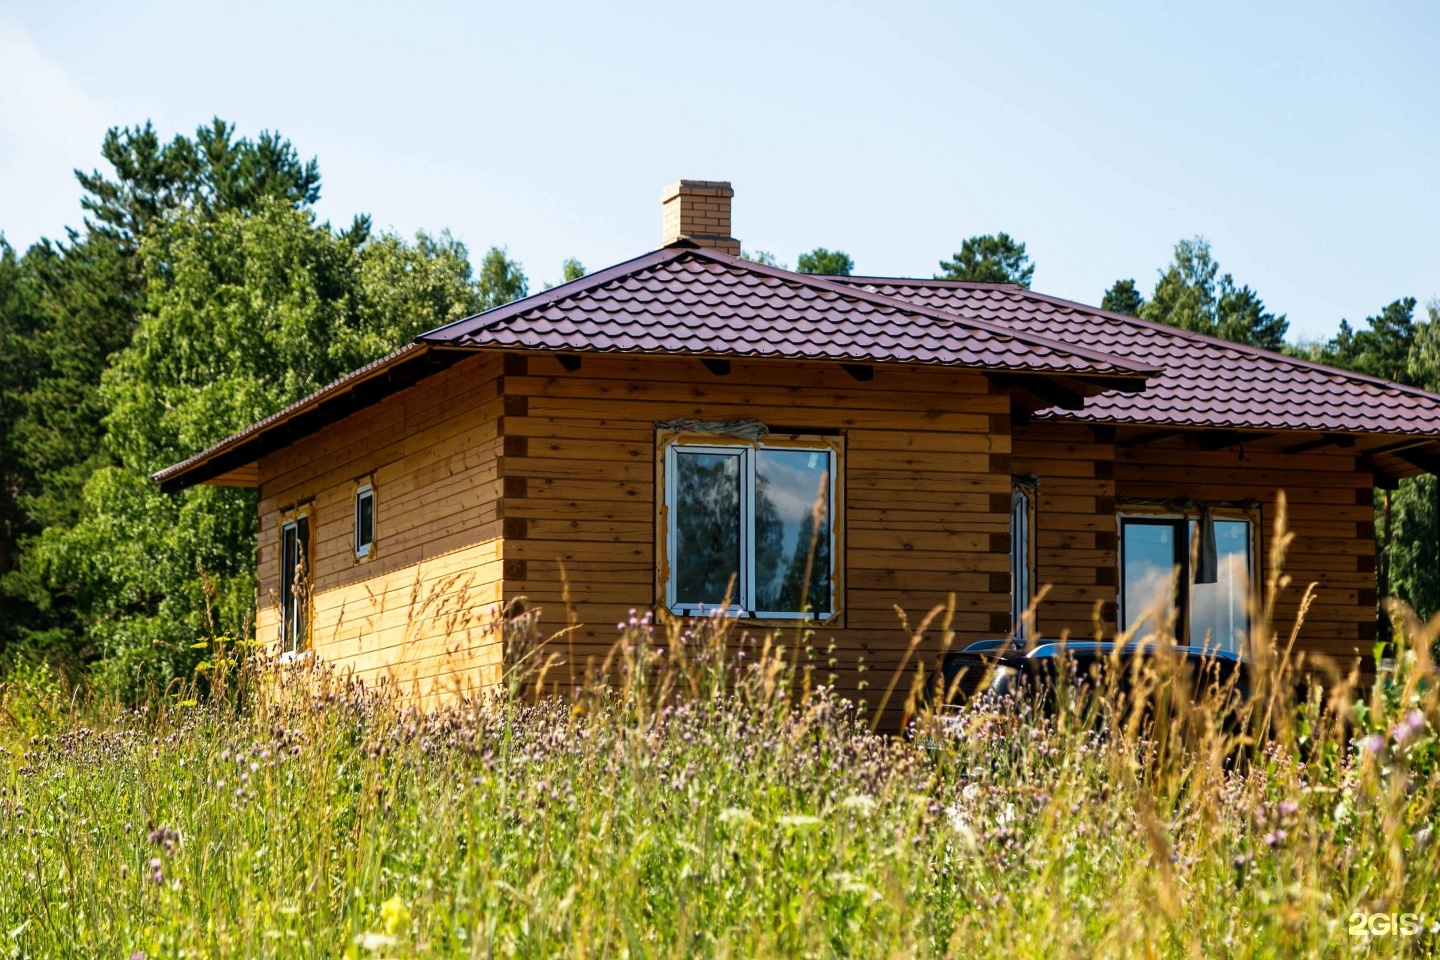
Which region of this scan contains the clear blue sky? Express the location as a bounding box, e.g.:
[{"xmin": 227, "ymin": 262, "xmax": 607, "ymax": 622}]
[{"xmin": 2, "ymin": 0, "xmax": 1436, "ymax": 342}]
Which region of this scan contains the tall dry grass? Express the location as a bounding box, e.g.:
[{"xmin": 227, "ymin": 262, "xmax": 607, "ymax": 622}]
[{"xmin": 0, "ymin": 498, "xmax": 1438, "ymax": 957}]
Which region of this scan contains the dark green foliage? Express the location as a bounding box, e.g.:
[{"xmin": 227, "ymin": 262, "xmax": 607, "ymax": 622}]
[
  {"xmin": 0, "ymin": 120, "xmax": 332, "ymax": 675},
  {"xmin": 796, "ymin": 248, "xmax": 854, "ymax": 276},
  {"xmin": 936, "ymin": 233, "xmax": 1034, "ymax": 287},
  {"xmin": 1325, "ymin": 298, "xmax": 1418, "ymax": 384},
  {"xmin": 0, "ymin": 240, "xmax": 46, "ymax": 654},
  {"xmin": 27, "ymin": 201, "xmax": 482, "ymax": 693},
  {"xmin": 1, "ymin": 120, "xmax": 482, "ymax": 694},
  {"xmin": 1140, "ymin": 238, "xmax": 1288, "ymax": 351},
  {"xmin": 1101, "ymin": 279, "xmax": 1145, "ymax": 317},
  {"xmin": 1387, "ymin": 477, "xmax": 1439, "ymax": 621},
  {"xmin": 75, "ymin": 119, "xmax": 321, "ymax": 249},
  {"xmin": 1323, "ymin": 299, "xmax": 1440, "ymax": 626}
]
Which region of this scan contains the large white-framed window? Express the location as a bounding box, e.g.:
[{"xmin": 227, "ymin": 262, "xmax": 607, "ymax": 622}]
[
  {"xmin": 280, "ymin": 510, "xmax": 311, "ymax": 654},
  {"xmin": 1117, "ymin": 509, "xmax": 1257, "ymax": 652},
  {"xmin": 1011, "ymin": 477, "xmax": 1037, "ymax": 640},
  {"xmin": 661, "ymin": 435, "xmax": 841, "ymax": 620},
  {"xmin": 354, "ymin": 483, "xmax": 375, "ymax": 558}
]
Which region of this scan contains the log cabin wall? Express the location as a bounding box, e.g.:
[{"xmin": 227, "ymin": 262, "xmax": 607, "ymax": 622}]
[
  {"xmin": 256, "ymin": 352, "xmax": 507, "ymax": 696},
  {"xmin": 1012, "ymin": 421, "xmax": 1377, "ymax": 662},
  {"xmin": 496, "ymin": 353, "xmax": 1014, "ymax": 704}
]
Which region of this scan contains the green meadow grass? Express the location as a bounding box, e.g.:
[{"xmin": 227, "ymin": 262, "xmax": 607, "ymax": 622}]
[{"xmin": 2, "ymin": 513, "xmax": 1440, "ymax": 958}]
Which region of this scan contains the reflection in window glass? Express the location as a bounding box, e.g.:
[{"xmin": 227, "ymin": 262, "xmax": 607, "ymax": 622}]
[
  {"xmin": 1121, "ymin": 520, "xmax": 1180, "ymax": 639},
  {"xmin": 754, "ymin": 448, "xmax": 831, "ymax": 614},
  {"xmin": 281, "ymin": 514, "xmax": 310, "ymax": 653},
  {"xmin": 672, "ymin": 451, "xmax": 742, "ymax": 606},
  {"xmin": 1011, "ymin": 483, "xmax": 1035, "ymax": 639},
  {"xmin": 1189, "ymin": 519, "xmax": 1251, "ymax": 652}
]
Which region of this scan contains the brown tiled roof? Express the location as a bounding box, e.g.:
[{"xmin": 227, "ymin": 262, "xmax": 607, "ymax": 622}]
[
  {"xmin": 838, "ymin": 277, "xmax": 1440, "ymax": 437},
  {"xmin": 153, "ymin": 248, "xmax": 1152, "ymax": 491},
  {"xmin": 155, "ymin": 246, "xmax": 1440, "ymax": 493},
  {"xmin": 418, "ymin": 248, "xmax": 1156, "ymax": 380}
]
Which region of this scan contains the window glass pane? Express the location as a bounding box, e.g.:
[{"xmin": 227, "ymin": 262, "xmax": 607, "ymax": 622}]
[
  {"xmin": 282, "ymin": 523, "xmax": 297, "ymax": 647},
  {"xmin": 282, "ymin": 518, "xmax": 310, "ymax": 651},
  {"xmin": 1189, "ymin": 519, "xmax": 1250, "ymax": 652},
  {"xmin": 754, "ymin": 448, "xmax": 832, "ymax": 614},
  {"xmin": 356, "ymin": 491, "xmax": 374, "ymax": 551},
  {"xmin": 1011, "ymin": 487, "xmax": 1031, "ymax": 638},
  {"xmin": 1122, "ymin": 520, "xmax": 1180, "ymax": 639},
  {"xmin": 294, "ymin": 516, "xmax": 310, "ymax": 648},
  {"xmin": 673, "ymin": 451, "xmax": 742, "ymax": 606}
]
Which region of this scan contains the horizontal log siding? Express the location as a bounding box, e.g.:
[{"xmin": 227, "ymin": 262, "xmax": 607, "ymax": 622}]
[
  {"xmin": 500, "ymin": 353, "xmax": 1013, "ymax": 704},
  {"xmin": 256, "ymin": 352, "xmax": 507, "ymax": 696},
  {"xmin": 1012, "ymin": 422, "xmax": 1376, "ymax": 663}
]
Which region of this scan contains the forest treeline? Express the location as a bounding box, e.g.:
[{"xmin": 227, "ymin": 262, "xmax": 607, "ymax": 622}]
[{"xmin": 0, "ymin": 120, "xmax": 1434, "ymax": 694}]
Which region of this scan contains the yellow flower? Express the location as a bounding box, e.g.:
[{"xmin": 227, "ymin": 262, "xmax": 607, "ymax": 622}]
[{"xmin": 380, "ymin": 896, "xmax": 411, "ymax": 937}]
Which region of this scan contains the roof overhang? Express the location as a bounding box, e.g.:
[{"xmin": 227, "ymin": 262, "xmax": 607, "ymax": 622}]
[{"xmin": 152, "ymin": 344, "xmax": 476, "ymax": 493}]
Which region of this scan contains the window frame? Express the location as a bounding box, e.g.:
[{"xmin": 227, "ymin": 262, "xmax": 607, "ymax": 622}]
[
  {"xmin": 354, "ymin": 482, "xmax": 375, "ymax": 559},
  {"xmin": 1010, "ymin": 478, "xmax": 1037, "ymax": 640},
  {"xmin": 658, "ymin": 431, "xmax": 844, "ymax": 624},
  {"xmin": 1116, "ymin": 506, "xmax": 1260, "ymax": 651},
  {"xmin": 279, "ymin": 506, "xmax": 312, "ymax": 655}
]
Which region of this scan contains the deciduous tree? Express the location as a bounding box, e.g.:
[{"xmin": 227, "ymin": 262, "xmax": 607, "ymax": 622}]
[{"xmin": 796, "ymin": 248, "xmax": 854, "ymax": 276}]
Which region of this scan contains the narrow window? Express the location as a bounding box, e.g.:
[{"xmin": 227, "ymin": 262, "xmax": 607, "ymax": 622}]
[
  {"xmin": 664, "ymin": 439, "xmax": 838, "ymax": 619},
  {"xmin": 354, "ymin": 484, "xmax": 375, "ymax": 558},
  {"xmin": 1118, "ymin": 512, "xmax": 1253, "ymax": 651},
  {"xmin": 280, "ymin": 513, "xmax": 311, "ymax": 654},
  {"xmin": 1010, "ymin": 478, "xmax": 1037, "ymax": 639}
]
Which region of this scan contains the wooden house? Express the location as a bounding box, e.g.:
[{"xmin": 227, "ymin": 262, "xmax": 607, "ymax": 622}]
[{"xmin": 155, "ymin": 180, "xmax": 1440, "ymax": 702}]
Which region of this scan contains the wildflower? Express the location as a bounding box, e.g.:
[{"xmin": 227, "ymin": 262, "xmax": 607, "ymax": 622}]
[
  {"xmin": 840, "ymin": 794, "xmax": 877, "ymax": 815},
  {"xmin": 355, "ymin": 932, "xmax": 396, "ymax": 952},
  {"xmin": 719, "ymin": 807, "xmax": 752, "ymax": 824},
  {"xmin": 381, "ymin": 896, "xmax": 411, "ymax": 936},
  {"xmin": 1392, "ymin": 709, "xmax": 1427, "ymax": 745},
  {"xmin": 1360, "ymin": 733, "xmax": 1385, "ymax": 756},
  {"xmin": 777, "ymin": 814, "xmax": 823, "ymax": 829}
]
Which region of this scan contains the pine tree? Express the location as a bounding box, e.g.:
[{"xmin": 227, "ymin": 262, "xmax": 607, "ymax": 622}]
[{"xmin": 936, "ymin": 233, "xmax": 1034, "ymax": 287}]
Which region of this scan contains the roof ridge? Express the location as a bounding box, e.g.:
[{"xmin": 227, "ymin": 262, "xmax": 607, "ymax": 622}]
[
  {"xmin": 418, "ymin": 247, "xmax": 687, "ymax": 342},
  {"xmin": 679, "ymin": 249, "xmax": 1157, "ymax": 378},
  {"xmin": 837, "ymin": 275, "xmax": 1024, "ymax": 291},
  {"xmin": 856, "ymin": 275, "xmax": 1440, "ymax": 411},
  {"xmin": 1018, "ymin": 288, "xmax": 1440, "ymax": 409}
]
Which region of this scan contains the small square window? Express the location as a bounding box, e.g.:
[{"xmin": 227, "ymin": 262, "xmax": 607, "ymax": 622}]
[{"xmin": 354, "ymin": 484, "xmax": 375, "ymax": 558}]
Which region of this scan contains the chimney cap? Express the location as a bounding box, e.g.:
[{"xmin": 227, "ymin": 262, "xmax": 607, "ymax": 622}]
[
  {"xmin": 660, "ymin": 179, "xmax": 735, "ymax": 200},
  {"xmin": 660, "ymin": 179, "xmax": 739, "ymax": 255}
]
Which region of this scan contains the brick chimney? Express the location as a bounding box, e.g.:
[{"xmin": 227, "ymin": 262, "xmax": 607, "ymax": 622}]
[{"xmin": 660, "ymin": 179, "xmax": 740, "ymax": 256}]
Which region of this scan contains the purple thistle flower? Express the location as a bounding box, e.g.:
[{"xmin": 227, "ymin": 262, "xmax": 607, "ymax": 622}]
[{"xmin": 1392, "ymin": 709, "xmax": 1427, "ymax": 745}]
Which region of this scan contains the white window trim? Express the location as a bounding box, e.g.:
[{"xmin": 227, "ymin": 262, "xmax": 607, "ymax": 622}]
[
  {"xmin": 662, "ymin": 439, "xmax": 839, "ymax": 621},
  {"xmin": 354, "ymin": 483, "xmax": 374, "ymax": 559}
]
